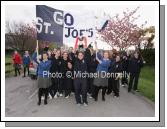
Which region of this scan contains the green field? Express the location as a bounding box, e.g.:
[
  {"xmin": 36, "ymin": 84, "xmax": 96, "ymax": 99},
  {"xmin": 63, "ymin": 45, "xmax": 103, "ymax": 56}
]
[
  {"xmin": 5, "ymin": 55, "xmax": 14, "ymax": 76},
  {"xmin": 138, "ymin": 66, "xmax": 155, "ymax": 102}
]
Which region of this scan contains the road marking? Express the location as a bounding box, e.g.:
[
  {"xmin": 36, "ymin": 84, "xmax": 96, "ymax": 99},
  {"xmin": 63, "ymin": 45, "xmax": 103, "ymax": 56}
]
[{"xmin": 28, "ymin": 89, "xmax": 38, "ymax": 100}]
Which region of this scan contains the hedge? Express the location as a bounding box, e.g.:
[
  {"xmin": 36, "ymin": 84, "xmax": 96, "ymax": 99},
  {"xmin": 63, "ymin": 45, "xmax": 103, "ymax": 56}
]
[{"xmin": 140, "ymin": 49, "xmax": 155, "ymax": 66}]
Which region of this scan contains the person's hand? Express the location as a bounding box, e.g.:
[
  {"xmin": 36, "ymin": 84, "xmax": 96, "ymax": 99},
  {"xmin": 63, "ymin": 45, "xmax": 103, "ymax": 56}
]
[{"xmin": 35, "ymin": 47, "xmax": 38, "ymax": 52}]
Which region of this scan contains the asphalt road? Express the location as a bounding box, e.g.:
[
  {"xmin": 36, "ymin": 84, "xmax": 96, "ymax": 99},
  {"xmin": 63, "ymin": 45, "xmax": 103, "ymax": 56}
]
[{"xmin": 5, "ymin": 76, "xmax": 155, "ymax": 117}]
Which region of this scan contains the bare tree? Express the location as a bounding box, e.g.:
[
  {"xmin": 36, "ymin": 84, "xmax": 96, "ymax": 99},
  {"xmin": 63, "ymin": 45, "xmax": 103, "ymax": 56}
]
[{"xmin": 5, "ymin": 21, "xmax": 37, "ymax": 54}]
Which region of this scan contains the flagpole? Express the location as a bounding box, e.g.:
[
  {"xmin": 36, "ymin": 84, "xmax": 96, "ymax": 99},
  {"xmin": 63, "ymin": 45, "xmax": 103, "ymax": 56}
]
[{"xmin": 36, "ymin": 40, "xmax": 39, "ymax": 62}]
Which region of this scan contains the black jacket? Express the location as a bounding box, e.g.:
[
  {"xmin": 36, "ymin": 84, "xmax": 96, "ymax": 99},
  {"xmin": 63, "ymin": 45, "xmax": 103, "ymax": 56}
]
[
  {"xmin": 50, "ymin": 56, "xmax": 61, "ymax": 73},
  {"xmin": 122, "ymin": 55, "xmax": 130, "ymax": 71},
  {"xmin": 60, "ymin": 58, "xmax": 69, "ymax": 77},
  {"xmin": 74, "ymin": 58, "xmax": 87, "ymax": 73},
  {"xmin": 84, "ymin": 48, "xmax": 91, "ymax": 65},
  {"xmin": 87, "ymin": 53, "xmax": 98, "ymax": 73},
  {"xmin": 128, "ymin": 57, "xmax": 143, "ymax": 73},
  {"xmin": 113, "ymin": 61, "xmax": 122, "ymax": 73},
  {"xmin": 68, "ymin": 52, "xmax": 76, "ymax": 64},
  {"xmin": 108, "ymin": 58, "xmax": 116, "ymax": 73}
]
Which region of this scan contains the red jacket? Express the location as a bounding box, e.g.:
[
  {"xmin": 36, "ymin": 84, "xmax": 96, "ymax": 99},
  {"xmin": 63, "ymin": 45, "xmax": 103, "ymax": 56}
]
[{"xmin": 12, "ymin": 53, "xmax": 22, "ymax": 64}]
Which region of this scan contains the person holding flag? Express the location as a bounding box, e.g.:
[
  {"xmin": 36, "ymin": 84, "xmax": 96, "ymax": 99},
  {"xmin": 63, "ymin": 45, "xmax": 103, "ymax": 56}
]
[{"xmin": 33, "ymin": 47, "xmax": 51, "ymax": 105}]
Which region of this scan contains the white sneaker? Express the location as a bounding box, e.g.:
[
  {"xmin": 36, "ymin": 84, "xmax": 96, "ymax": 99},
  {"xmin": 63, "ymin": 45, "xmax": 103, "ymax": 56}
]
[
  {"xmin": 89, "ymin": 96, "xmax": 93, "ymax": 99},
  {"xmin": 77, "ymin": 103, "xmax": 81, "ymax": 106},
  {"xmin": 65, "ymin": 95, "xmax": 69, "ymax": 99},
  {"xmin": 56, "ymin": 92, "xmax": 60, "ymax": 97},
  {"xmin": 54, "ymin": 94, "xmax": 57, "ymax": 99},
  {"xmin": 49, "ymin": 94, "xmax": 52, "ymax": 100},
  {"xmin": 41, "ymin": 96, "xmax": 44, "ymax": 100},
  {"xmin": 83, "ymin": 103, "xmax": 88, "ymax": 106},
  {"xmin": 121, "ymin": 84, "xmax": 125, "ymax": 87},
  {"xmin": 59, "ymin": 93, "xmax": 63, "ymax": 97}
]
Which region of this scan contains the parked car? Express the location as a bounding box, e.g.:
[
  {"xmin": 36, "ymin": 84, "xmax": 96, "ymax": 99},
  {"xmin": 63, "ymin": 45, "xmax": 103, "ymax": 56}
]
[{"xmin": 29, "ymin": 61, "xmax": 38, "ymax": 80}]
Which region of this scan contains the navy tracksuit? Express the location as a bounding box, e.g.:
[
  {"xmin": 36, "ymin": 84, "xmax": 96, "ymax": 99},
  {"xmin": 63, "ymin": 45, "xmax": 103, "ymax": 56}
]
[
  {"xmin": 59, "ymin": 58, "xmax": 70, "ymax": 95},
  {"xmin": 128, "ymin": 57, "xmax": 143, "ymax": 91},
  {"xmin": 84, "ymin": 49, "xmax": 98, "ymax": 96},
  {"xmin": 112, "ymin": 61, "xmax": 122, "ymax": 97},
  {"xmin": 73, "ymin": 58, "xmax": 88, "ymax": 104},
  {"xmin": 121, "ymin": 55, "xmax": 130, "ymax": 85},
  {"xmin": 49, "ymin": 55, "xmax": 61, "ymax": 98},
  {"xmin": 107, "ymin": 58, "xmax": 116, "ymax": 94}
]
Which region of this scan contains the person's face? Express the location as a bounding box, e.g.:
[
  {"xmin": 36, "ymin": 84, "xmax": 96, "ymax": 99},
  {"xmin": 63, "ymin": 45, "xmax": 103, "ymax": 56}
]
[
  {"xmin": 56, "ymin": 50, "xmax": 61, "ymax": 57},
  {"xmin": 78, "ymin": 53, "xmax": 84, "ymax": 60},
  {"xmin": 14, "ymin": 51, "xmax": 17, "ymax": 54},
  {"xmin": 104, "ymin": 52, "xmax": 109, "ymax": 59},
  {"xmin": 134, "ymin": 53, "xmax": 139, "ymax": 58},
  {"xmin": 63, "ymin": 52, "xmax": 68, "ymax": 59},
  {"xmin": 43, "ymin": 54, "xmax": 48, "ymax": 60},
  {"xmin": 68, "ymin": 62, "xmax": 72, "ymax": 69},
  {"xmin": 25, "ymin": 51, "xmax": 28, "ymax": 55},
  {"xmin": 53, "ymin": 49, "xmax": 57, "ymax": 54},
  {"xmin": 48, "ymin": 51, "xmax": 51, "ymax": 56},
  {"xmin": 116, "ymin": 56, "xmax": 120, "ymax": 62}
]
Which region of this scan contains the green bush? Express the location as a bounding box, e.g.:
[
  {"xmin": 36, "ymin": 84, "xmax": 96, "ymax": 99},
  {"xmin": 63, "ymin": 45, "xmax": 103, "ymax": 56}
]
[{"xmin": 140, "ymin": 49, "xmax": 155, "ymax": 66}]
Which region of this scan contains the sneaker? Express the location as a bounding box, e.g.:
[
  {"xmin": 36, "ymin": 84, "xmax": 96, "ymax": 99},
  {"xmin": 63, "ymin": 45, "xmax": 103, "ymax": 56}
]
[
  {"xmin": 54, "ymin": 94, "xmax": 58, "ymax": 99},
  {"xmin": 114, "ymin": 95, "xmax": 119, "ymax": 98},
  {"xmin": 65, "ymin": 95, "xmax": 69, "ymax": 99},
  {"xmin": 49, "ymin": 94, "xmax": 52, "ymax": 100},
  {"xmin": 71, "ymin": 92, "xmax": 74, "ymax": 95},
  {"xmin": 83, "ymin": 103, "xmax": 88, "ymax": 106},
  {"xmin": 76, "ymin": 103, "xmax": 81, "ymax": 106},
  {"xmin": 59, "ymin": 93, "xmax": 63, "ymax": 97},
  {"xmin": 135, "ymin": 90, "xmax": 139, "ymax": 92},
  {"xmin": 121, "ymin": 84, "xmax": 125, "ymax": 87},
  {"xmin": 41, "ymin": 96, "xmax": 45, "ymax": 100},
  {"xmin": 89, "ymin": 96, "xmax": 93, "ymax": 99},
  {"xmin": 125, "ymin": 83, "xmax": 128, "ymax": 87},
  {"xmin": 56, "ymin": 92, "xmax": 60, "ymax": 97}
]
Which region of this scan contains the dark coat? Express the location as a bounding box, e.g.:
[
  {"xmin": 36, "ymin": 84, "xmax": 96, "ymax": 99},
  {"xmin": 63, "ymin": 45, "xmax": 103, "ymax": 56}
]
[
  {"xmin": 122, "ymin": 55, "xmax": 130, "ymax": 72},
  {"xmin": 113, "ymin": 61, "xmax": 122, "ymax": 73},
  {"xmin": 68, "ymin": 52, "xmax": 76, "ymax": 64},
  {"xmin": 108, "ymin": 58, "xmax": 116, "ymax": 73},
  {"xmin": 50, "ymin": 56, "xmax": 61, "ymax": 73},
  {"xmin": 60, "ymin": 58, "xmax": 69, "ymax": 77},
  {"xmin": 128, "ymin": 57, "xmax": 143, "ymax": 73},
  {"xmin": 74, "ymin": 58, "xmax": 87, "ymax": 74},
  {"xmin": 84, "ymin": 48, "xmax": 91, "ymax": 65},
  {"xmin": 88, "ymin": 54, "xmax": 98, "ymax": 73}
]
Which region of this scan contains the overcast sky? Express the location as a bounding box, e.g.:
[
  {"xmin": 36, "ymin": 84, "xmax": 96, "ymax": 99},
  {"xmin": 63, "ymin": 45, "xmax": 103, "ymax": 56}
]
[{"xmin": 5, "ymin": 4, "xmax": 157, "ymax": 49}]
